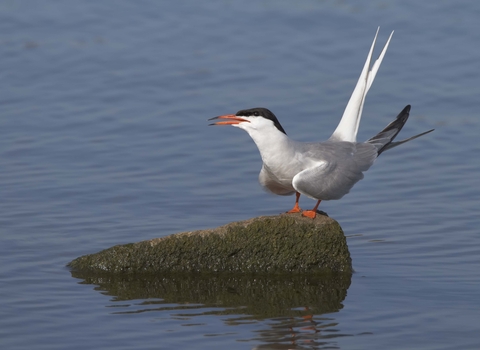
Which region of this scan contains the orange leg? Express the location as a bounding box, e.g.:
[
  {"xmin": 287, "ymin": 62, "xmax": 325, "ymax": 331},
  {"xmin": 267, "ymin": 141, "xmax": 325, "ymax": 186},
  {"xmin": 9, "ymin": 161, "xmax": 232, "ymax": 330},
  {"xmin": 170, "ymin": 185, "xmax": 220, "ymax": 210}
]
[
  {"xmin": 302, "ymin": 200, "xmax": 322, "ymax": 219},
  {"xmin": 287, "ymin": 192, "xmax": 302, "ymax": 213}
]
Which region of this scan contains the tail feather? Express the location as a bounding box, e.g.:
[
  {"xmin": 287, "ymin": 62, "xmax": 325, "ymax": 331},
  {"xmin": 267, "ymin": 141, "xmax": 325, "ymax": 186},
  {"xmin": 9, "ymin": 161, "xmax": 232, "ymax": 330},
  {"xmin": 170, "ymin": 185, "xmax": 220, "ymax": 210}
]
[
  {"xmin": 367, "ymin": 105, "xmax": 434, "ymax": 155},
  {"xmin": 382, "ymin": 128, "xmax": 434, "ymax": 152}
]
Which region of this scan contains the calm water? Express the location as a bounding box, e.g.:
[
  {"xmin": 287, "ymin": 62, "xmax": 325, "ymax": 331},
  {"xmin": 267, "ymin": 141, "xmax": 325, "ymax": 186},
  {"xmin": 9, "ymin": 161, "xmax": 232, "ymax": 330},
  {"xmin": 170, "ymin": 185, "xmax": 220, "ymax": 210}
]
[{"xmin": 1, "ymin": 1, "xmax": 479, "ymax": 349}]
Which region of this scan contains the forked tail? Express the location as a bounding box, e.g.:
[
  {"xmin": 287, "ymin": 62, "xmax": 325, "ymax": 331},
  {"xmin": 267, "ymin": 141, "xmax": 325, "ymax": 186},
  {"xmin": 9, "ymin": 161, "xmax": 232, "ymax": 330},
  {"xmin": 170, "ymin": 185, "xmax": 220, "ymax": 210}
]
[
  {"xmin": 367, "ymin": 105, "xmax": 434, "ymax": 155},
  {"xmin": 330, "ymin": 28, "xmax": 394, "ymax": 142}
]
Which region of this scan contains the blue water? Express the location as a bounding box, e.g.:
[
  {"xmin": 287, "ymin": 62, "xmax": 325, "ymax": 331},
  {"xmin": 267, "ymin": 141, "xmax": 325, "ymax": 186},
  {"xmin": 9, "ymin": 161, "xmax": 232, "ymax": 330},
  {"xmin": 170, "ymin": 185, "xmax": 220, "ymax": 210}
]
[{"xmin": 1, "ymin": 1, "xmax": 480, "ymax": 349}]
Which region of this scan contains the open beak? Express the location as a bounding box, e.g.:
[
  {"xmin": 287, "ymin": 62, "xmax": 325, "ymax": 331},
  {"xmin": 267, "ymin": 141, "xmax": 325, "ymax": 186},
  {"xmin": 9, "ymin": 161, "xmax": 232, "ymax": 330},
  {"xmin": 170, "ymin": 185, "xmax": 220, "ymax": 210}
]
[{"xmin": 208, "ymin": 114, "xmax": 250, "ymax": 126}]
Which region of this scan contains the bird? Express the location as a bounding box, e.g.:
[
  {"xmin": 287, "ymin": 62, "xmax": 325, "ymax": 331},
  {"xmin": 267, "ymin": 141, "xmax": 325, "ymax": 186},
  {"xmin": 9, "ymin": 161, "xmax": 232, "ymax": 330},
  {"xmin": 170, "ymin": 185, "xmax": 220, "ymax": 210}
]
[{"xmin": 209, "ymin": 29, "xmax": 434, "ymax": 219}]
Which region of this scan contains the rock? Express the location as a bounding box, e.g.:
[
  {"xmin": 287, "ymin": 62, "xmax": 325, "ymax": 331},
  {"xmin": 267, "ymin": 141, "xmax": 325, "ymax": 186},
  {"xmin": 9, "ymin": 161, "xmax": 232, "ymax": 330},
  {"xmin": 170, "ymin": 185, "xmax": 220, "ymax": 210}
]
[{"xmin": 67, "ymin": 213, "xmax": 352, "ymax": 274}]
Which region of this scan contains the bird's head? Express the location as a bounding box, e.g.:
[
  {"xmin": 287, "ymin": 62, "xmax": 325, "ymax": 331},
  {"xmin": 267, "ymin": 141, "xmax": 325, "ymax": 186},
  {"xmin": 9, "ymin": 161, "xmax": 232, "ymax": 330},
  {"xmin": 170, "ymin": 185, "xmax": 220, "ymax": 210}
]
[{"xmin": 209, "ymin": 107, "xmax": 287, "ymax": 135}]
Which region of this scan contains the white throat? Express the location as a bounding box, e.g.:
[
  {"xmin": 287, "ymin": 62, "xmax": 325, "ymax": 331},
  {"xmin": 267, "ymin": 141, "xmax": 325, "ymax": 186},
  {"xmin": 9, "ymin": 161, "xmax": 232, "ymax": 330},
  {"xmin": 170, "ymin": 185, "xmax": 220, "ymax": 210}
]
[{"xmin": 235, "ymin": 122, "xmax": 296, "ymax": 168}]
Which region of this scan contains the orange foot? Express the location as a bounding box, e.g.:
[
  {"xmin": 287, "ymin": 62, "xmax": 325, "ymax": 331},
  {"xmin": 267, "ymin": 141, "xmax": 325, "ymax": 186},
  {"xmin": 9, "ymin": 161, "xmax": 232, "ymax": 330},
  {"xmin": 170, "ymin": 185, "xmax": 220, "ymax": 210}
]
[
  {"xmin": 287, "ymin": 204, "xmax": 302, "ymax": 214},
  {"xmin": 302, "ymin": 199, "xmax": 321, "ymax": 219},
  {"xmin": 287, "ymin": 192, "xmax": 302, "ymax": 213},
  {"xmin": 302, "ymin": 210, "xmax": 317, "ymax": 219}
]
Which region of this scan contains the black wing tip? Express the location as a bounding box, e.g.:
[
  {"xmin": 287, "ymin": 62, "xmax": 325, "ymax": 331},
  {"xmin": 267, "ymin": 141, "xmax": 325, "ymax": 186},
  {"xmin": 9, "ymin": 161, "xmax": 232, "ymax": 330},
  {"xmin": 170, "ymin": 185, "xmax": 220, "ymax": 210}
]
[{"xmin": 400, "ymin": 104, "xmax": 411, "ymax": 116}]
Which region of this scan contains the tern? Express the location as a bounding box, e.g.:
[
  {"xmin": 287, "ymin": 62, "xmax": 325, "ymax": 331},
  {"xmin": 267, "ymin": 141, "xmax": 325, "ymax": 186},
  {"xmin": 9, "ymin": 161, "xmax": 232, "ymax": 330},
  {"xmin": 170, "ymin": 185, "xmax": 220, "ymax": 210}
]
[{"xmin": 209, "ymin": 29, "xmax": 434, "ymax": 218}]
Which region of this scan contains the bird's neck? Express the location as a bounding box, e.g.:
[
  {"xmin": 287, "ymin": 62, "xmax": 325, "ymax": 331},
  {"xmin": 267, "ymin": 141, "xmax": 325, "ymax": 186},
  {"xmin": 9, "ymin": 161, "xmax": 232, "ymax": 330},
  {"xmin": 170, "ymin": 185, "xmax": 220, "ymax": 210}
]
[{"xmin": 245, "ymin": 128, "xmax": 296, "ymax": 166}]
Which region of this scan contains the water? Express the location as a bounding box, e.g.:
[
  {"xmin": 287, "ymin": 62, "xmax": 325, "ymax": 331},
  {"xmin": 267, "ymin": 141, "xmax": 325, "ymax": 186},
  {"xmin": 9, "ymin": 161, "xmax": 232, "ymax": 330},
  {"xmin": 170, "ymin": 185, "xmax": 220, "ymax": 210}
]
[{"xmin": 1, "ymin": 0, "xmax": 479, "ymax": 349}]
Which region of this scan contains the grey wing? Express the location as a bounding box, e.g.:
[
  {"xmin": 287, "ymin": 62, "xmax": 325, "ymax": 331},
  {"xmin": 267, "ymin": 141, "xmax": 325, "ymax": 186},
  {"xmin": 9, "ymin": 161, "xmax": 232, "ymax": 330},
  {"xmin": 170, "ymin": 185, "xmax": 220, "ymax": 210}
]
[
  {"xmin": 292, "ymin": 161, "xmax": 360, "ymax": 200},
  {"xmin": 292, "ymin": 143, "xmax": 377, "ymax": 200}
]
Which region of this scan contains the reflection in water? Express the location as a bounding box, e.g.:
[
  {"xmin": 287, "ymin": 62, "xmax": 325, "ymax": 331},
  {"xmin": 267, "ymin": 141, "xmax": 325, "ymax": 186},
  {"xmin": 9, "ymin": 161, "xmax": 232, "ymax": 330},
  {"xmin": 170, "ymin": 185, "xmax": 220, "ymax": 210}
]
[{"xmin": 72, "ymin": 272, "xmax": 352, "ymax": 348}]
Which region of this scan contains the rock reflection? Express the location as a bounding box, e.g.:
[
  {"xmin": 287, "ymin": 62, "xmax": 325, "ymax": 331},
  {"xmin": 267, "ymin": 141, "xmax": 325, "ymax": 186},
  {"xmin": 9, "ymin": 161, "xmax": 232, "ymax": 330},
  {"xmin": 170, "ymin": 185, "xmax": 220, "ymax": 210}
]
[{"xmin": 71, "ymin": 272, "xmax": 352, "ymax": 348}]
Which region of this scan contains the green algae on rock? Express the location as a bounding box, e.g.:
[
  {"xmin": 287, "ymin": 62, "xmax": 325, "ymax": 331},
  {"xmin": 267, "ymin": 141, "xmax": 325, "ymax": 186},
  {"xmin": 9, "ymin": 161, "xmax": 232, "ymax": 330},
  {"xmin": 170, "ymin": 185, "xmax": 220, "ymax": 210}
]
[{"xmin": 68, "ymin": 213, "xmax": 352, "ymax": 274}]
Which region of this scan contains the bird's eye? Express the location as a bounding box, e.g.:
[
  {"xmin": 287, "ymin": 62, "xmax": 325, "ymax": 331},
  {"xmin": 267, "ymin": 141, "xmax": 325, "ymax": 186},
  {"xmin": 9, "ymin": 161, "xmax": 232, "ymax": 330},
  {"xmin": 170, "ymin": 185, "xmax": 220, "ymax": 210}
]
[{"xmin": 254, "ymin": 111, "xmax": 259, "ymax": 116}]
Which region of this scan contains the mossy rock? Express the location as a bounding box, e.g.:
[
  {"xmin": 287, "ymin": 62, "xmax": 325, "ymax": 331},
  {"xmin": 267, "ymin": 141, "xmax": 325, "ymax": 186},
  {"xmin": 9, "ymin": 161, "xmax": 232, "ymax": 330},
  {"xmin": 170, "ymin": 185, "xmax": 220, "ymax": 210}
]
[{"xmin": 68, "ymin": 213, "xmax": 352, "ymax": 274}]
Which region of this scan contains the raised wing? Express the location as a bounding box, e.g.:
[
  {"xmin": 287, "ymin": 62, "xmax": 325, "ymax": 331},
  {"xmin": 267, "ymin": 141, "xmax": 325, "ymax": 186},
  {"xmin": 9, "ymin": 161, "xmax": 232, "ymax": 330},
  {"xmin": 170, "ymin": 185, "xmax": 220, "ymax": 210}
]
[{"xmin": 330, "ymin": 28, "xmax": 394, "ymax": 142}]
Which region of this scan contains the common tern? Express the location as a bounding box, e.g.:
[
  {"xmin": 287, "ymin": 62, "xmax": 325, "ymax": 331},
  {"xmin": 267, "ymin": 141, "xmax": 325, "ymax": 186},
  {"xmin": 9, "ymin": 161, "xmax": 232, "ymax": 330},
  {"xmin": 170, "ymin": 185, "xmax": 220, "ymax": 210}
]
[{"xmin": 209, "ymin": 29, "xmax": 434, "ymax": 218}]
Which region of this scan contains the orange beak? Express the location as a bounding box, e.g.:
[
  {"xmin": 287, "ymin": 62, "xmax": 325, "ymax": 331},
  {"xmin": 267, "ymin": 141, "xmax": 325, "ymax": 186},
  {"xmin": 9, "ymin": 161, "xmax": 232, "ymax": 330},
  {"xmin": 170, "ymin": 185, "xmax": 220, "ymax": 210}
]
[{"xmin": 208, "ymin": 114, "xmax": 250, "ymax": 126}]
